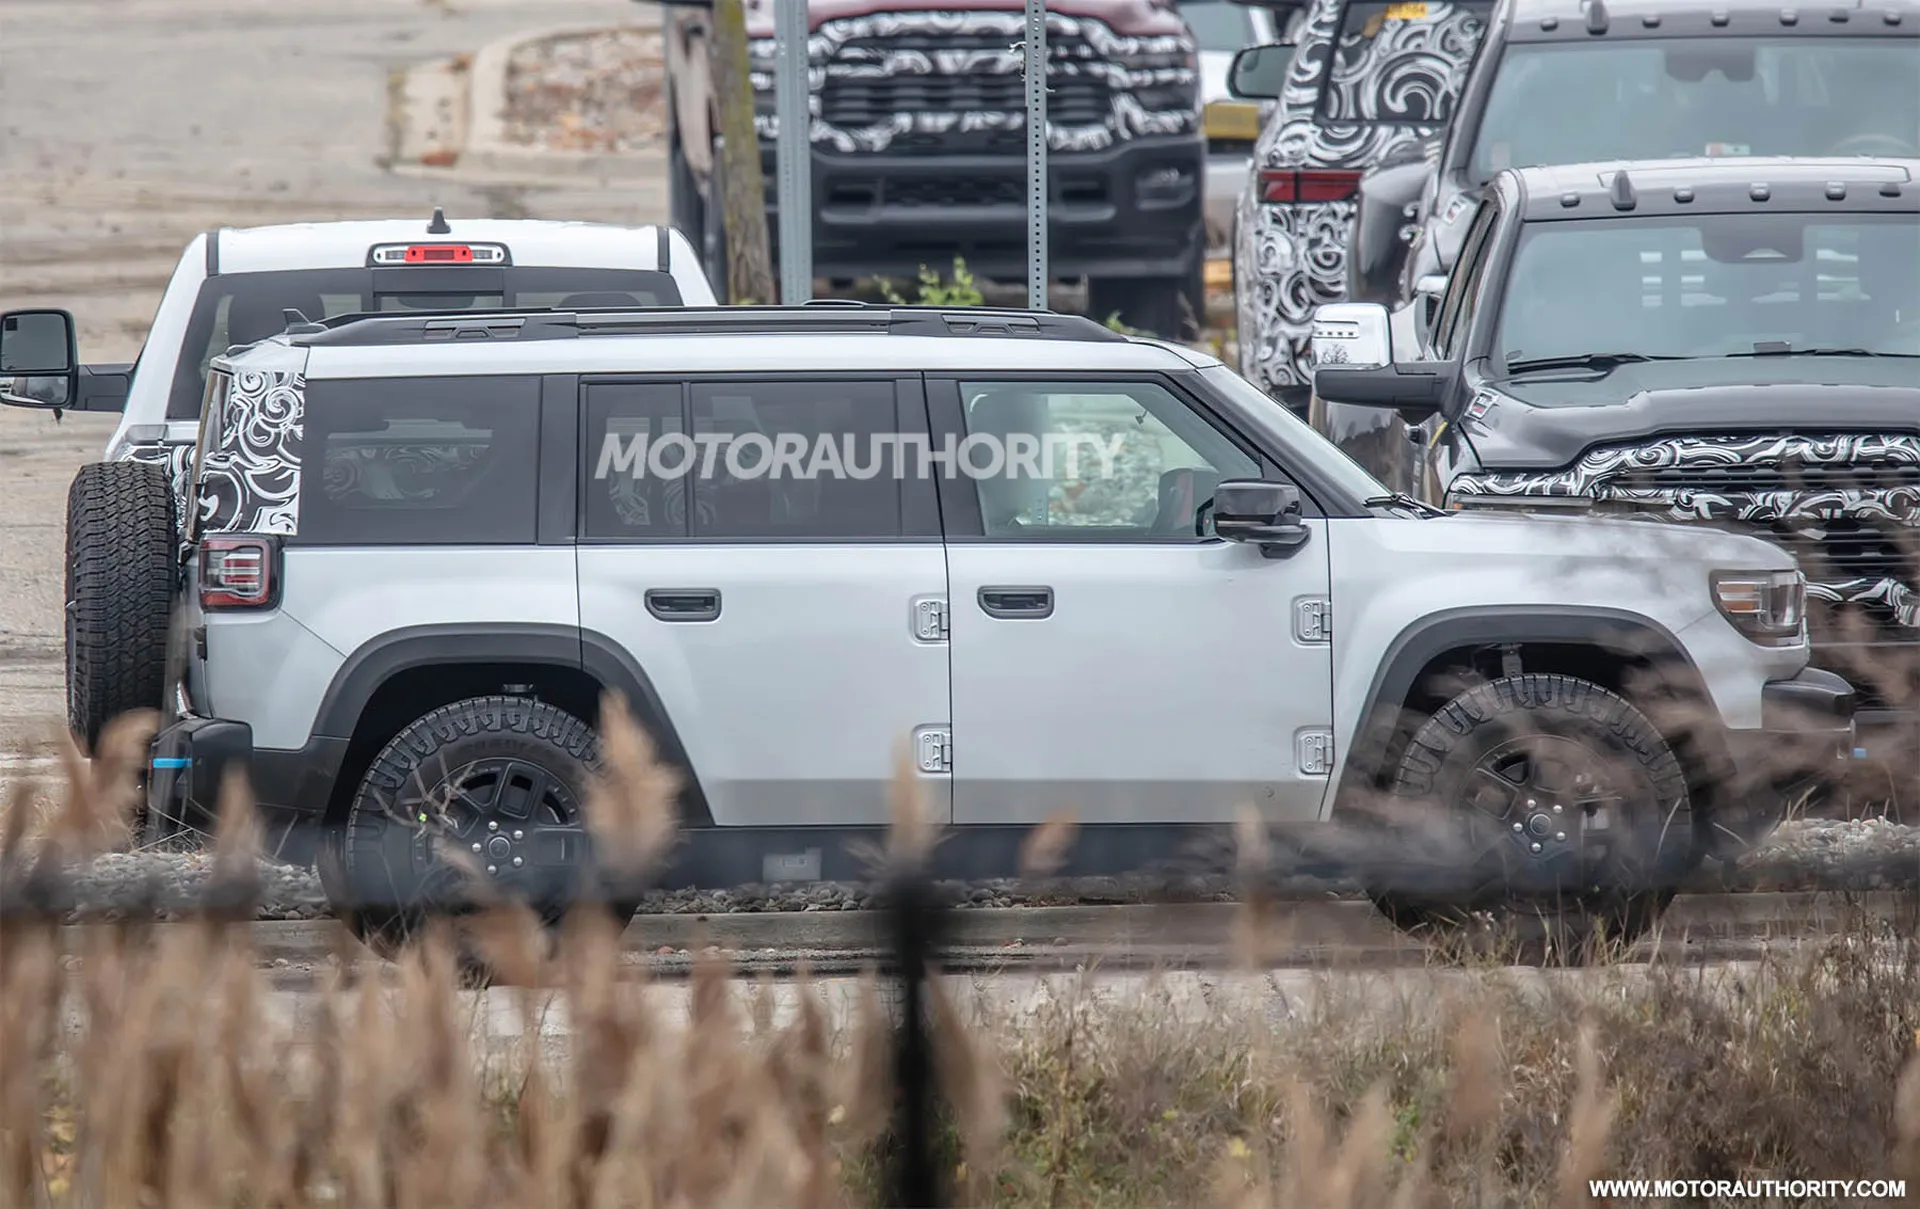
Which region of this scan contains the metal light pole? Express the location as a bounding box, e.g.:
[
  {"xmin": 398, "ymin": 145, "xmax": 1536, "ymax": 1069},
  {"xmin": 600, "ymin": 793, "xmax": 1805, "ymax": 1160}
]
[
  {"xmin": 1022, "ymin": 0, "xmax": 1048, "ymax": 311},
  {"xmin": 774, "ymin": 0, "xmax": 814, "ymax": 304}
]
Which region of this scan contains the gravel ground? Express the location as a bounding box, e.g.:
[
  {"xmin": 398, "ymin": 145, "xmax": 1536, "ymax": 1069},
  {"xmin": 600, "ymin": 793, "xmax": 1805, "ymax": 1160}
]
[
  {"xmin": 11, "ymin": 817, "xmax": 1913, "ymax": 923},
  {"xmin": 502, "ymin": 27, "xmax": 666, "ymax": 153}
]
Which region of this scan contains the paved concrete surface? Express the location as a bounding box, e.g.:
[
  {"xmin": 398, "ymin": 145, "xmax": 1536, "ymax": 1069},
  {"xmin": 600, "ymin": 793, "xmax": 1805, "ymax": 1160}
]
[{"xmin": 0, "ymin": 0, "xmax": 667, "ymax": 741}]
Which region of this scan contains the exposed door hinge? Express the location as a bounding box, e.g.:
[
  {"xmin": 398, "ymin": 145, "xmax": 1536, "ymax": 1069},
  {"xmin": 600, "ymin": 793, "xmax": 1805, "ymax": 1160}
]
[
  {"xmin": 914, "ymin": 726, "xmax": 952, "ymax": 774},
  {"xmin": 1295, "ymin": 728, "xmax": 1335, "ymax": 777},
  {"xmin": 1293, "ymin": 597, "xmax": 1333, "ymax": 644},
  {"xmin": 911, "ymin": 596, "xmax": 949, "ymax": 643}
]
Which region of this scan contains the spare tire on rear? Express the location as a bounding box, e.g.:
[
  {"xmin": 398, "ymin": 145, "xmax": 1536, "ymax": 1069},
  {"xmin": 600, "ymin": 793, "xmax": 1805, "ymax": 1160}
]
[{"xmin": 66, "ymin": 460, "xmax": 178, "ymax": 754}]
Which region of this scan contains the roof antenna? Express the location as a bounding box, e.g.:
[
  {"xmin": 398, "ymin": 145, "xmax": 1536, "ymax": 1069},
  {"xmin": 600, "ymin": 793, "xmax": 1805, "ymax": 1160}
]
[
  {"xmin": 1609, "ymin": 169, "xmax": 1637, "ymax": 210},
  {"xmin": 1585, "ymin": 0, "xmax": 1610, "ymax": 32},
  {"xmin": 427, "ymin": 206, "xmax": 452, "ymax": 235}
]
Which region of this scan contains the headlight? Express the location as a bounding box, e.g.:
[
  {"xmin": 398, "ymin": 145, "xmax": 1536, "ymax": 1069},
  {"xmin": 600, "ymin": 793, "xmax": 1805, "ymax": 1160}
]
[{"xmin": 1711, "ymin": 570, "xmax": 1806, "ymax": 646}]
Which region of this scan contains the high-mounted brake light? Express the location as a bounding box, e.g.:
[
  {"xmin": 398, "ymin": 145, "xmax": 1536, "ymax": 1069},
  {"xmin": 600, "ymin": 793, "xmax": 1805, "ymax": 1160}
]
[
  {"xmin": 368, "ymin": 242, "xmax": 509, "ymax": 266},
  {"xmin": 200, "ymin": 536, "xmax": 277, "ymax": 610},
  {"xmin": 1258, "ymin": 168, "xmax": 1363, "ymax": 204}
]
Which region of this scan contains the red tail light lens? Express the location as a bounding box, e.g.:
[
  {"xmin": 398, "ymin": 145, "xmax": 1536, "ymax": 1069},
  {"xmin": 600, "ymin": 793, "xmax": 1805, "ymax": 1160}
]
[
  {"xmin": 200, "ymin": 537, "xmax": 276, "ymax": 609},
  {"xmin": 1258, "ymin": 168, "xmax": 1363, "ymax": 204}
]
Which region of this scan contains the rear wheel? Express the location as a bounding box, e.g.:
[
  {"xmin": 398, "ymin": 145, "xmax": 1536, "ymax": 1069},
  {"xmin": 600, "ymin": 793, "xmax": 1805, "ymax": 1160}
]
[
  {"xmin": 1368, "ymin": 673, "xmax": 1699, "ymax": 964},
  {"xmin": 65, "ymin": 460, "xmax": 178, "ymax": 755},
  {"xmin": 331, "ymin": 696, "xmax": 640, "ymax": 981}
]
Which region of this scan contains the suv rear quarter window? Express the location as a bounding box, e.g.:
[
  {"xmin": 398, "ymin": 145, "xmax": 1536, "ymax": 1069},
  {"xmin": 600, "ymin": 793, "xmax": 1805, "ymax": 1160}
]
[
  {"xmin": 1313, "ymin": 0, "xmax": 1491, "ymax": 125},
  {"xmin": 294, "ymin": 376, "xmax": 542, "ymax": 546}
]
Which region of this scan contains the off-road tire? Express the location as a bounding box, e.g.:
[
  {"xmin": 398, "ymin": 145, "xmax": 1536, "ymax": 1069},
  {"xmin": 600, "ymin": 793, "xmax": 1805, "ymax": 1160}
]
[
  {"xmin": 1368, "ymin": 673, "xmax": 1699, "ymax": 965},
  {"xmin": 65, "ymin": 460, "xmax": 178, "ymax": 755},
  {"xmin": 332, "ymin": 696, "xmax": 641, "ymax": 980},
  {"xmin": 1086, "ymin": 257, "xmax": 1206, "ymax": 342}
]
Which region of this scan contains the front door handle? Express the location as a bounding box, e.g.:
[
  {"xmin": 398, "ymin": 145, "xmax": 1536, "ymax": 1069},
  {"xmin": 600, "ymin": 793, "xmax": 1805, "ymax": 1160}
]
[
  {"xmin": 978, "ymin": 586, "xmax": 1053, "ymax": 620},
  {"xmin": 645, "ymin": 589, "xmax": 722, "ymax": 622}
]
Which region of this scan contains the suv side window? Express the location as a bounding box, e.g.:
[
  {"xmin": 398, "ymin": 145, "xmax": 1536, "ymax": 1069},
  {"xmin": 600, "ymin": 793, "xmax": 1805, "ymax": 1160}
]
[
  {"xmin": 581, "ymin": 378, "xmax": 931, "ymax": 541},
  {"xmin": 1434, "ymin": 199, "xmax": 1500, "ymax": 359},
  {"xmin": 295, "ymin": 376, "xmax": 542, "ymax": 546},
  {"xmin": 951, "ymin": 379, "xmax": 1260, "ymax": 539}
]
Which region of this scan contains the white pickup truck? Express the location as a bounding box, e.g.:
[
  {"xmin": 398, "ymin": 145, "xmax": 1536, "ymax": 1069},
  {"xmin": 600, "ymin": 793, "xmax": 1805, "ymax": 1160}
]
[{"xmin": 0, "ymin": 210, "xmax": 717, "ymax": 753}]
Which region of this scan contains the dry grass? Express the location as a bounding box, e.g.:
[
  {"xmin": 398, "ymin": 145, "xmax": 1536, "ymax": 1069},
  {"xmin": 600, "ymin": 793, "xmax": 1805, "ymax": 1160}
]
[{"xmin": 2, "ymin": 702, "xmax": 1917, "ymax": 1209}]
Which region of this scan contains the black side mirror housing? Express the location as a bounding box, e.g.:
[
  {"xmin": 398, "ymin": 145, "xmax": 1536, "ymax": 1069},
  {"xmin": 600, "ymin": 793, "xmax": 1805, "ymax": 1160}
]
[
  {"xmin": 1212, "ymin": 479, "xmax": 1311, "ymax": 558},
  {"xmin": 0, "ymin": 308, "xmax": 78, "ymax": 410},
  {"xmin": 1312, "ymin": 363, "xmax": 1455, "ymax": 424}
]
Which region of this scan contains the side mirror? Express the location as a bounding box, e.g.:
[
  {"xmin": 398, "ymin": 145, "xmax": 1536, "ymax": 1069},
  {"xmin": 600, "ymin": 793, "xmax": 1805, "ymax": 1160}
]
[
  {"xmin": 1313, "ymin": 363, "xmax": 1453, "ymax": 424},
  {"xmin": 0, "ymin": 309, "xmax": 77, "ymax": 410},
  {"xmin": 1310, "ymin": 301, "xmax": 1392, "ymax": 370},
  {"xmin": 1212, "ymin": 479, "xmax": 1310, "ymax": 557},
  {"xmin": 1227, "ymin": 43, "xmax": 1296, "ymax": 100}
]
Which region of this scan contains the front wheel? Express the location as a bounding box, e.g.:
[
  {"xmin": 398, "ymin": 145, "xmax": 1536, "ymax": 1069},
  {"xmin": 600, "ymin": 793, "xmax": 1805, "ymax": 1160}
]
[
  {"xmin": 1368, "ymin": 673, "xmax": 1700, "ymax": 964},
  {"xmin": 330, "ymin": 696, "xmax": 639, "ymax": 977}
]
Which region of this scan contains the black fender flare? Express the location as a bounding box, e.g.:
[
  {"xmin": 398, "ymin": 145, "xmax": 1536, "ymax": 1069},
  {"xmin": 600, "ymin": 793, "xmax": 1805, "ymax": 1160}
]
[
  {"xmin": 1334, "ymin": 606, "xmax": 1721, "ymax": 810},
  {"xmin": 310, "ymin": 622, "xmax": 714, "ymax": 826}
]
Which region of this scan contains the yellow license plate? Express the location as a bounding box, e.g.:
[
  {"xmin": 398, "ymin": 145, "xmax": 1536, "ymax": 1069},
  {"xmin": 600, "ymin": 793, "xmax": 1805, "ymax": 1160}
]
[{"xmin": 1384, "ymin": 1, "xmax": 1430, "ymax": 17}]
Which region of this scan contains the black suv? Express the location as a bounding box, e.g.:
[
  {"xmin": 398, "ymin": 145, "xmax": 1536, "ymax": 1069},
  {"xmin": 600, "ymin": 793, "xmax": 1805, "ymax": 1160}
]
[
  {"xmin": 1344, "ymin": 0, "xmax": 1920, "ymax": 309},
  {"xmin": 1312, "ymin": 157, "xmax": 1919, "ymax": 798}
]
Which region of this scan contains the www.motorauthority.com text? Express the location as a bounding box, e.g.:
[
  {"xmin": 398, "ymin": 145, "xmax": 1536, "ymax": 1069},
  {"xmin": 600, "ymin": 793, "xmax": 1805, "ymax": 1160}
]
[{"xmin": 1588, "ymin": 1179, "xmax": 1907, "ymax": 1200}]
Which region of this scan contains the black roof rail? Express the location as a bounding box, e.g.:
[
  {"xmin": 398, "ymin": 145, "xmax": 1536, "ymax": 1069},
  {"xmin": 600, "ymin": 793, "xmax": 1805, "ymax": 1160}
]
[{"xmin": 285, "ymin": 304, "xmax": 1133, "ymax": 347}]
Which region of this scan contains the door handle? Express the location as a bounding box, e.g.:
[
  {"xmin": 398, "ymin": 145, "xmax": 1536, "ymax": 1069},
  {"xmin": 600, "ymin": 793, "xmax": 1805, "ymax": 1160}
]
[
  {"xmin": 978, "ymin": 586, "xmax": 1053, "ymax": 620},
  {"xmin": 645, "ymin": 589, "xmax": 722, "ymax": 622}
]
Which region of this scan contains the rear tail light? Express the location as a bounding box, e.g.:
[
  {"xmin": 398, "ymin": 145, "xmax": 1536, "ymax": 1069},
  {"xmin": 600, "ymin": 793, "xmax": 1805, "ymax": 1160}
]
[
  {"xmin": 200, "ymin": 536, "xmax": 277, "ymax": 609},
  {"xmin": 368, "ymin": 242, "xmax": 509, "ymax": 266},
  {"xmin": 1258, "ymin": 168, "xmax": 1363, "ymax": 204}
]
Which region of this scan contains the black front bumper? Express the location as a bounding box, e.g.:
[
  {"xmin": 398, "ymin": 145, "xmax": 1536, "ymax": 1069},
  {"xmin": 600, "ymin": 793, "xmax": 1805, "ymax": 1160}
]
[
  {"xmin": 761, "ymin": 137, "xmax": 1207, "ymax": 282},
  {"xmin": 1712, "ymin": 666, "xmax": 1858, "ymax": 854},
  {"xmin": 148, "ymin": 712, "xmax": 345, "ymax": 865}
]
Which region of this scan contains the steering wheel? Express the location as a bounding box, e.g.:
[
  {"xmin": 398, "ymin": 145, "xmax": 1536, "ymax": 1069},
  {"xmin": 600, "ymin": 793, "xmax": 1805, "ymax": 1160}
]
[{"xmin": 1829, "ymin": 131, "xmax": 1918, "ymax": 157}]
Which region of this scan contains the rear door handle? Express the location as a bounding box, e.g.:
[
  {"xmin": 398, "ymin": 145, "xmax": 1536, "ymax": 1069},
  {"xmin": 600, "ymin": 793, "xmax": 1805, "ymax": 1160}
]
[
  {"xmin": 645, "ymin": 589, "xmax": 722, "ymax": 622},
  {"xmin": 978, "ymin": 586, "xmax": 1053, "ymax": 619}
]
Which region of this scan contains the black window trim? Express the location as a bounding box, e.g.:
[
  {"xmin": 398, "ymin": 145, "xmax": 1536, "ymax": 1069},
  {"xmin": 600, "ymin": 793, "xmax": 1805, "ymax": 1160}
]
[
  {"xmin": 1434, "ymin": 196, "xmax": 1503, "ymax": 358},
  {"xmin": 574, "ymin": 371, "xmax": 943, "ymax": 546},
  {"xmin": 925, "ymin": 370, "xmax": 1314, "ymax": 545}
]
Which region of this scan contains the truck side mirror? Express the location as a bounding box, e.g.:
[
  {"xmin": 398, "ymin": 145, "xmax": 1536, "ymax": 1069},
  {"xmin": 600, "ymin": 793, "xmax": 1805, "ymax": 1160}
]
[
  {"xmin": 0, "ymin": 309, "xmax": 77, "ymax": 410},
  {"xmin": 1310, "ymin": 301, "xmax": 1392, "ymax": 370},
  {"xmin": 1227, "ymin": 43, "xmax": 1297, "ymax": 100}
]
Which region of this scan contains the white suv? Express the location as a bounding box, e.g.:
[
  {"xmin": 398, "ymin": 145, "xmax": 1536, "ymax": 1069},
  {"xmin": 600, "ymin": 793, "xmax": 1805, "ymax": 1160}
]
[
  {"xmin": 0, "ymin": 210, "xmax": 715, "ymax": 754},
  {"xmin": 2, "ymin": 303, "xmax": 1851, "ymax": 957}
]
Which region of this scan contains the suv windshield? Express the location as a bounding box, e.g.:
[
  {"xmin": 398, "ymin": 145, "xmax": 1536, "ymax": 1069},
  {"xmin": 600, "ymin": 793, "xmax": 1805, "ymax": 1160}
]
[
  {"xmin": 168, "ymin": 266, "xmax": 683, "ymax": 420},
  {"xmin": 1493, "ymin": 213, "xmax": 1920, "ymax": 374},
  {"xmin": 1468, "ymin": 39, "xmax": 1920, "ymax": 183}
]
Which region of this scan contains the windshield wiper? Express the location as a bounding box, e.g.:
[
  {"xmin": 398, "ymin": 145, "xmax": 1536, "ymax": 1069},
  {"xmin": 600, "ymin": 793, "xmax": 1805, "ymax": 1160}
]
[
  {"xmin": 1502, "ymin": 352, "xmax": 1685, "ymax": 375},
  {"xmin": 1721, "ymin": 345, "xmax": 1917, "ymax": 359},
  {"xmin": 1363, "ymin": 491, "xmax": 1447, "ymax": 518}
]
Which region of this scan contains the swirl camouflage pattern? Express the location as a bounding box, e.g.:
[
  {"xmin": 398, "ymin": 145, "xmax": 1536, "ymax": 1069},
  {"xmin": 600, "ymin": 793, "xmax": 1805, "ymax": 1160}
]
[
  {"xmin": 749, "ymin": 11, "xmax": 1199, "ymax": 156},
  {"xmin": 196, "ymin": 368, "xmax": 305, "ymax": 537},
  {"xmin": 1448, "ymin": 433, "xmax": 1920, "ymax": 637},
  {"xmin": 1232, "ymin": 0, "xmax": 1486, "ymax": 399}
]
